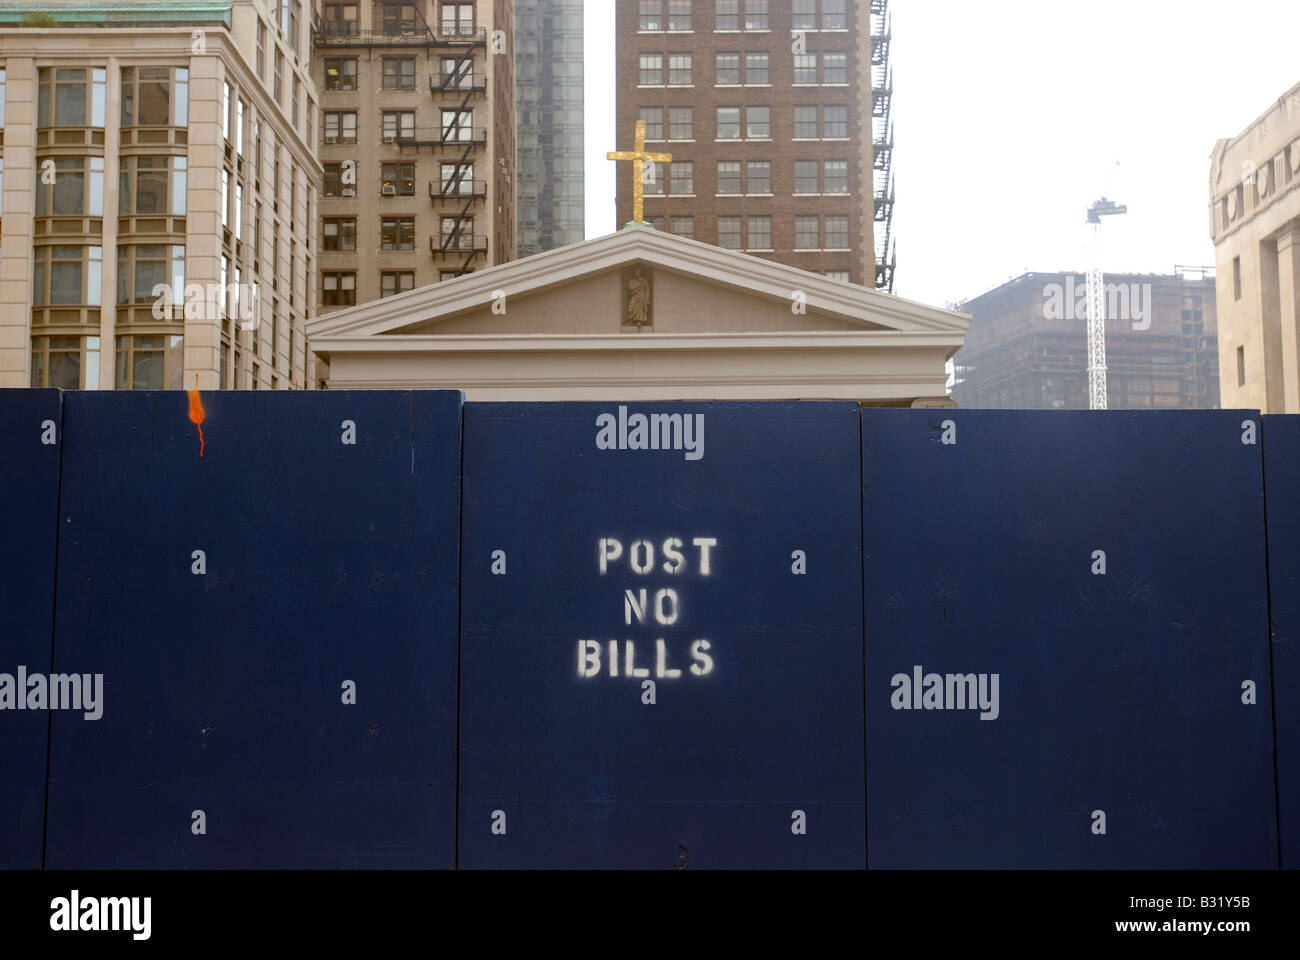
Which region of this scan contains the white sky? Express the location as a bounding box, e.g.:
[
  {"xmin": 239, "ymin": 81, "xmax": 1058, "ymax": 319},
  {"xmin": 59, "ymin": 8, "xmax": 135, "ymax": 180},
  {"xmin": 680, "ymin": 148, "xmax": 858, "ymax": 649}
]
[{"xmin": 584, "ymin": 0, "xmax": 1300, "ymax": 308}]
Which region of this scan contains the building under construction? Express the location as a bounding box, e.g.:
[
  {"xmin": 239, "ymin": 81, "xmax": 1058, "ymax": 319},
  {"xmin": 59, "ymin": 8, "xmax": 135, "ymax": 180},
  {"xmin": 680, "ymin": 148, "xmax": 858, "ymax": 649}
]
[{"xmin": 951, "ymin": 270, "xmax": 1219, "ymax": 410}]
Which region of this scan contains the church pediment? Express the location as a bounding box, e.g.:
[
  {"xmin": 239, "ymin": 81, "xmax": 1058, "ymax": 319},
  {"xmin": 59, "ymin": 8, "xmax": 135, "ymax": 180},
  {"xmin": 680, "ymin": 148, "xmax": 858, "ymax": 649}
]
[{"xmin": 308, "ymin": 226, "xmax": 969, "ymax": 340}]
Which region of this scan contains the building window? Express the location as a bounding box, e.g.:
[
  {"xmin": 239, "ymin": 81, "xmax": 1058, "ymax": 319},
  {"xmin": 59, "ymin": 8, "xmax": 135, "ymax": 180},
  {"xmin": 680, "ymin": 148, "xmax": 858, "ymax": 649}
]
[
  {"xmin": 292, "ymin": 77, "xmax": 300, "ymax": 130},
  {"xmin": 824, "ymin": 160, "xmax": 849, "ymax": 194},
  {"xmin": 323, "ymin": 163, "xmax": 353, "ymax": 196},
  {"xmin": 441, "ymin": 2, "xmax": 475, "ymax": 35},
  {"xmin": 33, "ymin": 245, "xmax": 103, "ymax": 306},
  {"xmin": 383, "ymin": 57, "xmax": 417, "ymax": 90},
  {"xmin": 825, "ymin": 215, "xmax": 849, "ymax": 249},
  {"xmin": 717, "ymin": 106, "xmax": 740, "ymax": 139},
  {"xmin": 795, "ymin": 160, "xmax": 819, "ymax": 194},
  {"xmin": 1237, "ymin": 345, "xmax": 1246, "ymax": 386},
  {"xmin": 793, "ymin": 105, "xmax": 818, "ymax": 138},
  {"xmin": 668, "ymin": 106, "xmax": 693, "ymax": 140},
  {"xmin": 274, "ymin": 48, "xmax": 284, "ymax": 104},
  {"xmin": 31, "ymin": 335, "xmax": 100, "ymax": 390},
  {"xmin": 640, "ymin": 107, "xmax": 664, "ymax": 140},
  {"xmin": 747, "ymin": 160, "xmax": 770, "ymax": 194},
  {"xmin": 717, "ymin": 161, "xmax": 741, "ymax": 194},
  {"xmin": 668, "ymin": 53, "xmax": 693, "ymax": 85},
  {"xmin": 1233, "ymin": 255, "xmax": 1242, "ymax": 300},
  {"xmin": 716, "ymin": 52, "xmax": 740, "ymax": 85},
  {"xmin": 323, "ymin": 218, "xmax": 356, "ymax": 251},
  {"xmin": 644, "ymin": 161, "xmax": 665, "ymax": 195},
  {"xmin": 668, "ymin": 0, "xmax": 693, "ymax": 30},
  {"xmin": 381, "ymin": 162, "xmax": 415, "ymax": 196},
  {"xmin": 114, "ymin": 334, "xmax": 183, "ymax": 390},
  {"xmin": 793, "ymin": 54, "xmax": 818, "ymax": 84},
  {"xmin": 383, "ymin": 111, "xmax": 416, "ymax": 140},
  {"xmin": 257, "ymin": 20, "xmax": 267, "ymax": 77},
  {"xmin": 670, "ymin": 216, "xmax": 694, "ymax": 238},
  {"xmin": 826, "ymin": 270, "xmax": 851, "ymax": 282},
  {"xmin": 644, "ymin": 216, "xmax": 665, "ymax": 231},
  {"xmin": 115, "ymin": 244, "xmax": 184, "ymax": 305},
  {"xmin": 382, "ymin": 2, "xmax": 418, "ymax": 36},
  {"xmin": 747, "ymin": 215, "xmax": 771, "ymax": 250},
  {"xmin": 640, "ymin": 54, "xmax": 664, "ymax": 86},
  {"xmin": 323, "ymin": 3, "xmax": 359, "ymax": 36},
  {"xmin": 823, "ymin": 105, "xmax": 848, "ymax": 138},
  {"xmin": 823, "ymin": 52, "xmax": 848, "ymax": 83},
  {"xmin": 717, "ymin": 216, "xmax": 742, "ymax": 249},
  {"xmin": 746, "ymin": 105, "xmax": 770, "ymax": 138},
  {"xmin": 744, "ymin": 0, "xmax": 769, "ymax": 30},
  {"xmin": 324, "ymin": 112, "xmax": 357, "ymax": 143},
  {"xmin": 441, "ymin": 109, "xmax": 473, "ymax": 141},
  {"xmin": 670, "ymin": 161, "xmax": 693, "ymax": 195},
  {"xmin": 37, "ymin": 68, "xmax": 107, "ymax": 128},
  {"xmin": 795, "ymin": 215, "xmax": 820, "ymax": 249},
  {"xmin": 745, "ymin": 52, "xmax": 769, "ymax": 84},
  {"xmin": 440, "ymin": 57, "xmax": 475, "ymax": 88},
  {"xmin": 381, "ymin": 271, "xmax": 415, "ymax": 298},
  {"xmin": 441, "ymin": 162, "xmax": 475, "ymax": 193},
  {"xmin": 793, "ymin": 0, "xmax": 817, "ymax": 30},
  {"xmin": 822, "ymin": 0, "xmax": 847, "ymax": 29},
  {"xmin": 323, "ymin": 272, "xmax": 356, "ymax": 306},
  {"xmin": 118, "ymin": 156, "xmax": 186, "ymax": 216},
  {"xmin": 35, "ymin": 158, "xmax": 105, "ymax": 217},
  {"xmin": 120, "ymin": 67, "xmax": 188, "ymax": 127},
  {"xmin": 325, "ymin": 58, "xmax": 358, "ymax": 91},
  {"xmin": 381, "ymin": 216, "xmax": 416, "ymax": 250},
  {"xmin": 715, "ymin": 0, "xmax": 739, "ymax": 30},
  {"xmin": 441, "ymin": 216, "xmax": 476, "ymax": 248},
  {"xmin": 639, "ymin": 0, "xmax": 663, "ymax": 31}
]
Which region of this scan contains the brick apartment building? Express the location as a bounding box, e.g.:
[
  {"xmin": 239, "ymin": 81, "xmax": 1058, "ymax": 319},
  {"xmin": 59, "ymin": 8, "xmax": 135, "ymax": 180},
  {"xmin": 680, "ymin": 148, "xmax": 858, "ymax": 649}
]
[
  {"xmin": 312, "ymin": 0, "xmax": 515, "ymax": 309},
  {"xmin": 614, "ymin": 0, "xmax": 885, "ymax": 288}
]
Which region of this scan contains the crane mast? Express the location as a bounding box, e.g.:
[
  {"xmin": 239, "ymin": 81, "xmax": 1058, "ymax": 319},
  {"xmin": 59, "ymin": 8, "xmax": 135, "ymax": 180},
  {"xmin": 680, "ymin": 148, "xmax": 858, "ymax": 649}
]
[{"xmin": 1085, "ymin": 197, "xmax": 1127, "ymax": 410}]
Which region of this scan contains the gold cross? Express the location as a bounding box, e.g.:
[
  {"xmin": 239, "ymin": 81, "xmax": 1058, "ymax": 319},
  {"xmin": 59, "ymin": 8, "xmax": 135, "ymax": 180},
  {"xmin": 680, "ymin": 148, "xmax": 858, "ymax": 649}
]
[{"xmin": 607, "ymin": 120, "xmax": 673, "ymax": 225}]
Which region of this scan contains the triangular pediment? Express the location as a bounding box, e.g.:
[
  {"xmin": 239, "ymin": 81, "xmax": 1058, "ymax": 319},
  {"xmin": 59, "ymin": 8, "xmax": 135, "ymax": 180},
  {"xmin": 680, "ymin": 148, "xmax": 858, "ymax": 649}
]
[{"xmin": 308, "ymin": 227, "xmax": 969, "ymax": 340}]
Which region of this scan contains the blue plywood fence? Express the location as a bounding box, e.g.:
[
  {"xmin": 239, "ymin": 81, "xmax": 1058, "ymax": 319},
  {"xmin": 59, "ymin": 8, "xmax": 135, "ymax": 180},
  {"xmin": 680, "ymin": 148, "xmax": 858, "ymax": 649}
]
[
  {"xmin": 43, "ymin": 390, "xmax": 462, "ymax": 868},
  {"xmin": 1263, "ymin": 415, "xmax": 1300, "ymax": 869},
  {"xmin": 862, "ymin": 410, "xmax": 1275, "ymax": 868},
  {"xmin": 0, "ymin": 390, "xmax": 62, "ymax": 868},
  {"xmin": 1, "ymin": 390, "xmax": 1298, "ymax": 868}
]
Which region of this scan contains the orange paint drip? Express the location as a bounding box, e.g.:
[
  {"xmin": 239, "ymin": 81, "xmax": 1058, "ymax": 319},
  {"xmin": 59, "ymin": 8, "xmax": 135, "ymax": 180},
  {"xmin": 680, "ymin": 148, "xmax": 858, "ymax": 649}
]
[{"xmin": 188, "ymin": 373, "xmax": 206, "ymax": 457}]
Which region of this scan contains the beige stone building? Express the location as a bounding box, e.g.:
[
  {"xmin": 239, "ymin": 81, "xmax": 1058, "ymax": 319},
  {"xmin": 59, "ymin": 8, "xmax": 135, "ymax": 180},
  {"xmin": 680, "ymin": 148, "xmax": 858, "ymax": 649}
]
[
  {"xmin": 1209, "ymin": 79, "xmax": 1300, "ymax": 413},
  {"xmin": 0, "ymin": 1, "xmax": 319, "ymax": 391},
  {"xmin": 307, "ymin": 223, "xmax": 967, "ymax": 401},
  {"xmin": 312, "ymin": 0, "xmax": 515, "ymax": 309}
]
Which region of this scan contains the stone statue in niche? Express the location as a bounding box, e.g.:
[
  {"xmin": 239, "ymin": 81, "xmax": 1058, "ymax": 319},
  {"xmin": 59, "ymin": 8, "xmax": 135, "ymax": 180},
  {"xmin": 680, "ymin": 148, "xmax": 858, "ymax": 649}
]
[{"xmin": 624, "ymin": 266, "xmax": 652, "ymax": 329}]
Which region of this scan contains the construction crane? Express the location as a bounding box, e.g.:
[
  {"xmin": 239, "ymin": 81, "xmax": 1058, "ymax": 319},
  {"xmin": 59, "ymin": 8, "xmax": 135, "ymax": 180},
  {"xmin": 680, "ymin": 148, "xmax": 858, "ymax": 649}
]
[{"xmin": 1084, "ymin": 195, "xmax": 1127, "ymax": 410}]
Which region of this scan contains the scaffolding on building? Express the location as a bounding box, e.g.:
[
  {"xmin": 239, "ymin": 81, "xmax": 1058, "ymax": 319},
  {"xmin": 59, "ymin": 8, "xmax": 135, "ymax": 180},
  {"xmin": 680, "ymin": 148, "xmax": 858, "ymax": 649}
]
[{"xmin": 870, "ymin": 0, "xmax": 895, "ymax": 293}]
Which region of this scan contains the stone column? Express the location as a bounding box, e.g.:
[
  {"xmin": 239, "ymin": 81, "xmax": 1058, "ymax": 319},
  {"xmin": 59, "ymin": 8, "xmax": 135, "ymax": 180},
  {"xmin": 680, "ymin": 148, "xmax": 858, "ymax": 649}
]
[
  {"xmin": 0, "ymin": 58, "xmax": 37, "ymax": 387},
  {"xmin": 100, "ymin": 58, "xmax": 122, "ymax": 388},
  {"xmin": 1276, "ymin": 222, "xmax": 1300, "ymax": 413},
  {"xmin": 183, "ymin": 54, "xmax": 224, "ymax": 389}
]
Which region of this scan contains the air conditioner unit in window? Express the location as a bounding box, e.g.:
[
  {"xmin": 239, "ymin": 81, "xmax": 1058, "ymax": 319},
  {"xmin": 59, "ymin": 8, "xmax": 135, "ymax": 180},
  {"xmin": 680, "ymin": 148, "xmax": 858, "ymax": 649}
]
[
  {"xmin": 341, "ymin": 188, "xmax": 356, "ymax": 197},
  {"xmin": 383, "ymin": 135, "xmax": 396, "ymax": 144},
  {"xmin": 382, "ymin": 184, "xmax": 397, "ymax": 196},
  {"xmin": 324, "ymin": 135, "xmax": 337, "ymax": 144}
]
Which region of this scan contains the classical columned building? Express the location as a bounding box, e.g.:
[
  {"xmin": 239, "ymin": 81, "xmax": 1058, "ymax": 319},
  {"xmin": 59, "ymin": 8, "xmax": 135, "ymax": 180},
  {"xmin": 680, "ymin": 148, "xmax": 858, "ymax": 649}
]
[{"xmin": 307, "ymin": 224, "xmax": 966, "ymax": 401}]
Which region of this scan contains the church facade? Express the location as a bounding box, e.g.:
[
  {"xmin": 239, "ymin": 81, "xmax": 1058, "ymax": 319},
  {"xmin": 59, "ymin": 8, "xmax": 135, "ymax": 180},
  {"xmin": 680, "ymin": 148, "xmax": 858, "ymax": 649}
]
[{"xmin": 306, "ymin": 224, "xmax": 967, "ymax": 403}]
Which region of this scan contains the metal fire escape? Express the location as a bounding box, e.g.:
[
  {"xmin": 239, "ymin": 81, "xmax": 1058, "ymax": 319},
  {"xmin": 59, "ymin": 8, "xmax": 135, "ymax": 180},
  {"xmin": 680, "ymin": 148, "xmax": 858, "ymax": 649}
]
[
  {"xmin": 428, "ymin": 15, "xmax": 489, "ymax": 277},
  {"xmin": 870, "ymin": 0, "xmax": 895, "ymax": 293}
]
